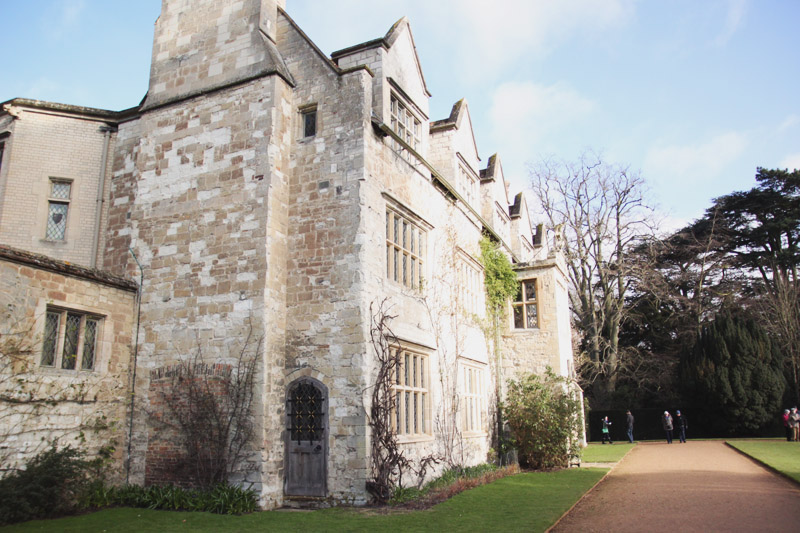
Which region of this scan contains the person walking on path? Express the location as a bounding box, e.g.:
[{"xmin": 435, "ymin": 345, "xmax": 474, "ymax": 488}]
[
  {"xmin": 662, "ymin": 411, "xmax": 673, "ymax": 444},
  {"xmin": 675, "ymin": 410, "xmax": 687, "ymax": 443},
  {"xmin": 783, "ymin": 409, "xmax": 792, "ymax": 441},
  {"xmin": 626, "ymin": 410, "xmax": 634, "ymax": 443},
  {"xmin": 601, "ymin": 416, "xmax": 613, "ymax": 444},
  {"xmin": 790, "ymin": 407, "xmax": 800, "ymax": 441}
]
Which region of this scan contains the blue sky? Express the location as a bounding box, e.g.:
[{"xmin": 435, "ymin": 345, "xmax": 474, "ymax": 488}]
[{"xmin": 2, "ymin": 0, "xmax": 798, "ymax": 229}]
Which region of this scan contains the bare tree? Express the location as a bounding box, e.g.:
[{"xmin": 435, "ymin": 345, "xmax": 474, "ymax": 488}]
[
  {"xmin": 365, "ymin": 299, "xmax": 410, "ymax": 502},
  {"xmin": 530, "ymin": 152, "xmax": 655, "ymax": 407},
  {"xmin": 149, "ymin": 327, "xmax": 260, "ymax": 488},
  {"xmin": 365, "ymin": 299, "xmax": 439, "ymax": 503}
]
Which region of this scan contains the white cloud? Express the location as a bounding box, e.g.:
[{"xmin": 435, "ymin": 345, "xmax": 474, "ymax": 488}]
[
  {"xmin": 643, "ymin": 132, "xmax": 748, "ymax": 218},
  {"xmin": 778, "ymin": 114, "xmax": 799, "ymax": 133},
  {"xmin": 644, "ymin": 132, "xmax": 747, "ymax": 182},
  {"xmin": 291, "ymin": 0, "xmax": 636, "ymax": 87},
  {"xmin": 489, "ymin": 81, "xmax": 594, "ymax": 142},
  {"xmin": 780, "ymin": 153, "xmax": 800, "ymax": 171},
  {"xmin": 488, "ymin": 81, "xmax": 594, "ymax": 188},
  {"xmin": 420, "ymin": 0, "xmax": 636, "ymax": 80},
  {"xmin": 45, "ymin": 0, "xmax": 87, "ymax": 40},
  {"xmin": 714, "ymin": 0, "xmax": 747, "ymax": 47}
]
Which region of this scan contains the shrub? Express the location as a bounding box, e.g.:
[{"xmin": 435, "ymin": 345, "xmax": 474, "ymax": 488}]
[
  {"xmin": 87, "ymin": 482, "xmax": 257, "ymax": 515},
  {"xmin": 503, "ymin": 369, "xmax": 582, "ymax": 470},
  {"xmin": 0, "ymin": 444, "xmax": 101, "ymax": 526},
  {"xmin": 389, "ymin": 463, "xmax": 514, "ymax": 507}
]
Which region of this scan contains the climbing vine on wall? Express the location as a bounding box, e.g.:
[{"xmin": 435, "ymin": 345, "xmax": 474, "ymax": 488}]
[
  {"xmin": 366, "ymin": 299, "xmax": 438, "ymax": 503},
  {"xmin": 479, "ymin": 236, "xmax": 518, "ymax": 326},
  {"xmin": 478, "ymin": 235, "xmax": 518, "ymax": 454}
]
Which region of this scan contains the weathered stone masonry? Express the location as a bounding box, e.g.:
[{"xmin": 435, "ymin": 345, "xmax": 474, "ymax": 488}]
[
  {"xmin": 0, "ymin": 245, "xmax": 137, "ymax": 475},
  {"xmin": 0, "ymin": 0, "xmax": 581, "ymax": 509}
]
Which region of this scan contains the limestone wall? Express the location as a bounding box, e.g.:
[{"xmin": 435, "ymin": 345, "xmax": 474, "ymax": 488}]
[
  {"xmin": 360, "ymin": 116, "xmax": 493, "ymax": 483},
  {"xmin": 0, "ymin": 246, "xmax": 136, "ymax": 478},
  {"xmin": 108, "ymin": 75, "xmax": 291, "ymax": 508},
  {"xmin": 279, "ymin": 12, "xmax": 374, "ymax": 505},
  {"xmin": 0, "ymin": 106, "xmax": 115, "ymax": 268},
  {"xmin": 501, "ymin": 257, "xmax": 574, "ymax": 396},
  {"xmin": 143, "ymin": 0, "xmax": 287, "ymax": 110}
]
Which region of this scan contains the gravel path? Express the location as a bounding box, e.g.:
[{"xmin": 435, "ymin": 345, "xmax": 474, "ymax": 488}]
[{"xmin": 550, "ymin": 441, "xmax": 800, "ymax": 533}]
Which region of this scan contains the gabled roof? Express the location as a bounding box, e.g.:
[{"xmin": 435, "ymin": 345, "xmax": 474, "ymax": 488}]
[
  {"xmin": 430, "ymin": 99, "xmax": 481, "ymax": 162},
  {"xmin": 331, "ymin": 17, "xmax": 431, "ymax": 97},
  {"xmin": 509, "ymin": 191, "xmax": 524, "ymax": 218},
  {"xmin": 480, "ymin": 153, "xmax": 500, "ymax": 182},
  {"xmin": 480, "ymin": 153, "xmax": 511, "ymax": 205}
]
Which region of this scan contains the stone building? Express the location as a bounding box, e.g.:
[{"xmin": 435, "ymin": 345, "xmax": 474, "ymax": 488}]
[{"xmin": 0, "ymin": 0, "xmax": 579, "ymax": 508}]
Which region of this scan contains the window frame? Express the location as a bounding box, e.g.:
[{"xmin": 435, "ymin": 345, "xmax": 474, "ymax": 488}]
[
  {"xmin": 389, "ymin": 93, "xmax": 421, "ymax": 152},
  {"xmin": 385, "ymin": 207, "xmax": 427, "ymax": 291},
  {"xmin": 392, "ymin": 345, "xmax": 431, "ymax": 440},
  {"xmin": 457, "ymin": 161, "xmax": 478, "ymax": 207},
  {"xmin": 460, "ymin": 361, "xmax": 487, "ymax": 435},
  {"xmin": 299, "ymin": 104, "xmax": 318, "ymax": 139},
  {"xmin": 457, "ymin": 250, "xmax": 484, "ymax": 317},
  {"xmin": 45, "ymin": 178, "xmax": 72, "ymax": 241},
  {"xmin": 512, "ymin": 278, "xmax": 539, "ymax": 329},
  {"xmin": 40, "ymin": 307, "xmax": 102, "ymax": 372}
]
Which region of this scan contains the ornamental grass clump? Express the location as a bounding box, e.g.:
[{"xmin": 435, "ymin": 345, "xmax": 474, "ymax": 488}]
[{"xmin": 504, "ymin": 369, "xmax": 582, "ymax": 470}]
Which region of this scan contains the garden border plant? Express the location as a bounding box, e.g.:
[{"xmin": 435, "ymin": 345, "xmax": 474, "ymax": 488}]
[
  {"xmin": 503, "ymin": 368, "xmax": 583, "ymax": 470},
  {"xmin": 478, "ymin": 235, "xmax": 519, "ymax": 455},
  {"xmin": 0, "ymin": 443, "xmax": 111, "ymax": 526}
]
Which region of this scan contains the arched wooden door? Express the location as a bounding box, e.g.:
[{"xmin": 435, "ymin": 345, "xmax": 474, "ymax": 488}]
[{"xmin": 284, "ymin": 378, "xmax": 328, "ymax": 497}]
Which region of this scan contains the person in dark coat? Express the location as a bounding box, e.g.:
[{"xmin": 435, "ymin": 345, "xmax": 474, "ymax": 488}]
[
  {"xmin": 675, "ymin": 410, "xmax": 688, "ymax": 443},
  {"xmin": 626, "ymin": 410, "xmax": 634, "ymax": 443},
  {"xmin": 662, "ymin": 411, "xmax": 673, "ymax": 444},
  {"xmin": 601, "ymin": 416, "xmax": 613, "ymax": 444}
]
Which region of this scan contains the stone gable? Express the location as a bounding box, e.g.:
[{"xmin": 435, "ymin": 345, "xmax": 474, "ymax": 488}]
[{"xmin": 0, "ymin": 0, "xmax": 581, "ymax": 509}]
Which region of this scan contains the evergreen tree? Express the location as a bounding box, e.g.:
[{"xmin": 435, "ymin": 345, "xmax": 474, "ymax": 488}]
[{"xmin": 680, "ymin": 312, "xmax": 785, "ymax": 434}]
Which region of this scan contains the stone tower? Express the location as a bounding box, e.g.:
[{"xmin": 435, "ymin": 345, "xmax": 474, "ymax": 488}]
[
  {"xmin": 106, "ymin": 0, "xmax": 298, "ymax": 508},
  {"xmin": 143, "ymin": 0, "xmax": 289, "ymax": 110}
]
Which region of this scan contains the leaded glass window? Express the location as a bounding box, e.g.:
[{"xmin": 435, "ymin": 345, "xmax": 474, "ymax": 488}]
[
  {"xmin": 289, "ymin": 381, "xmax": 325, "ymax": 443},
  {"xmin": 392, "ymin": 346, "xmax": 430, "ymax": 437},
  {"xmin": 39, "ymin": 308, "xmax": 101, "ymax": 371},
  {"xmin": 301, "ymin": 107, "xmax": 317, "ymax": 138},
  {"xmin": 386, "ymin": 208, "xmax": 425, "ymax": 290},
  {"xmin": 461, "ymin": 363, "xmax": 486, "ymax": 433},
  {"xmin": 61, "ymin": 313, "xmax": 81, "ymax": 369},
  {"xmin": 46, "ymin": 180, "xmax": 71, "ymax": 241},
  {"xmin": 40, "ymin": 311, "xmax": 60, "ymax": 367},
  {"xmin": 390, "ymin": 94, "xmax": 421, "ymax": 151},
  {"xmin": 513, "ymin": 279, "xmax": 538, "ymax": 329},
  {"xmin": 81, "ymin": 318, "xmax": 99, "ymax": 370}
]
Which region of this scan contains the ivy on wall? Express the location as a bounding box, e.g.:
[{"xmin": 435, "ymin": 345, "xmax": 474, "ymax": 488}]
[{"xmin": 479, "ymin": 236, "xmax": 518, "ymax": 322}]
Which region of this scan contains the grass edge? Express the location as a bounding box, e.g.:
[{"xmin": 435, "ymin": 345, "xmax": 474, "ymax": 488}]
[
  {"xmin": 724, "ymin": 441, "xmax": 800, "ymax": 489},
  {"xmin": 544, "ymin": 445, "xmax": 636, "ymax": 533}
]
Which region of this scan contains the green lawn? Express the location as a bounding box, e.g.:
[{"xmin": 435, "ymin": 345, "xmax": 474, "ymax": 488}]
[
  {"xmin": 727, "ymin": 439, "xmax": 800, "ymax": 484},
  {"xmin": 580, "ymin": 442, "xmax": 635, "ymax": 463},
  {"xmin": 2, "ymin": 468, "xmax": 607, "ymax": 533}
]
